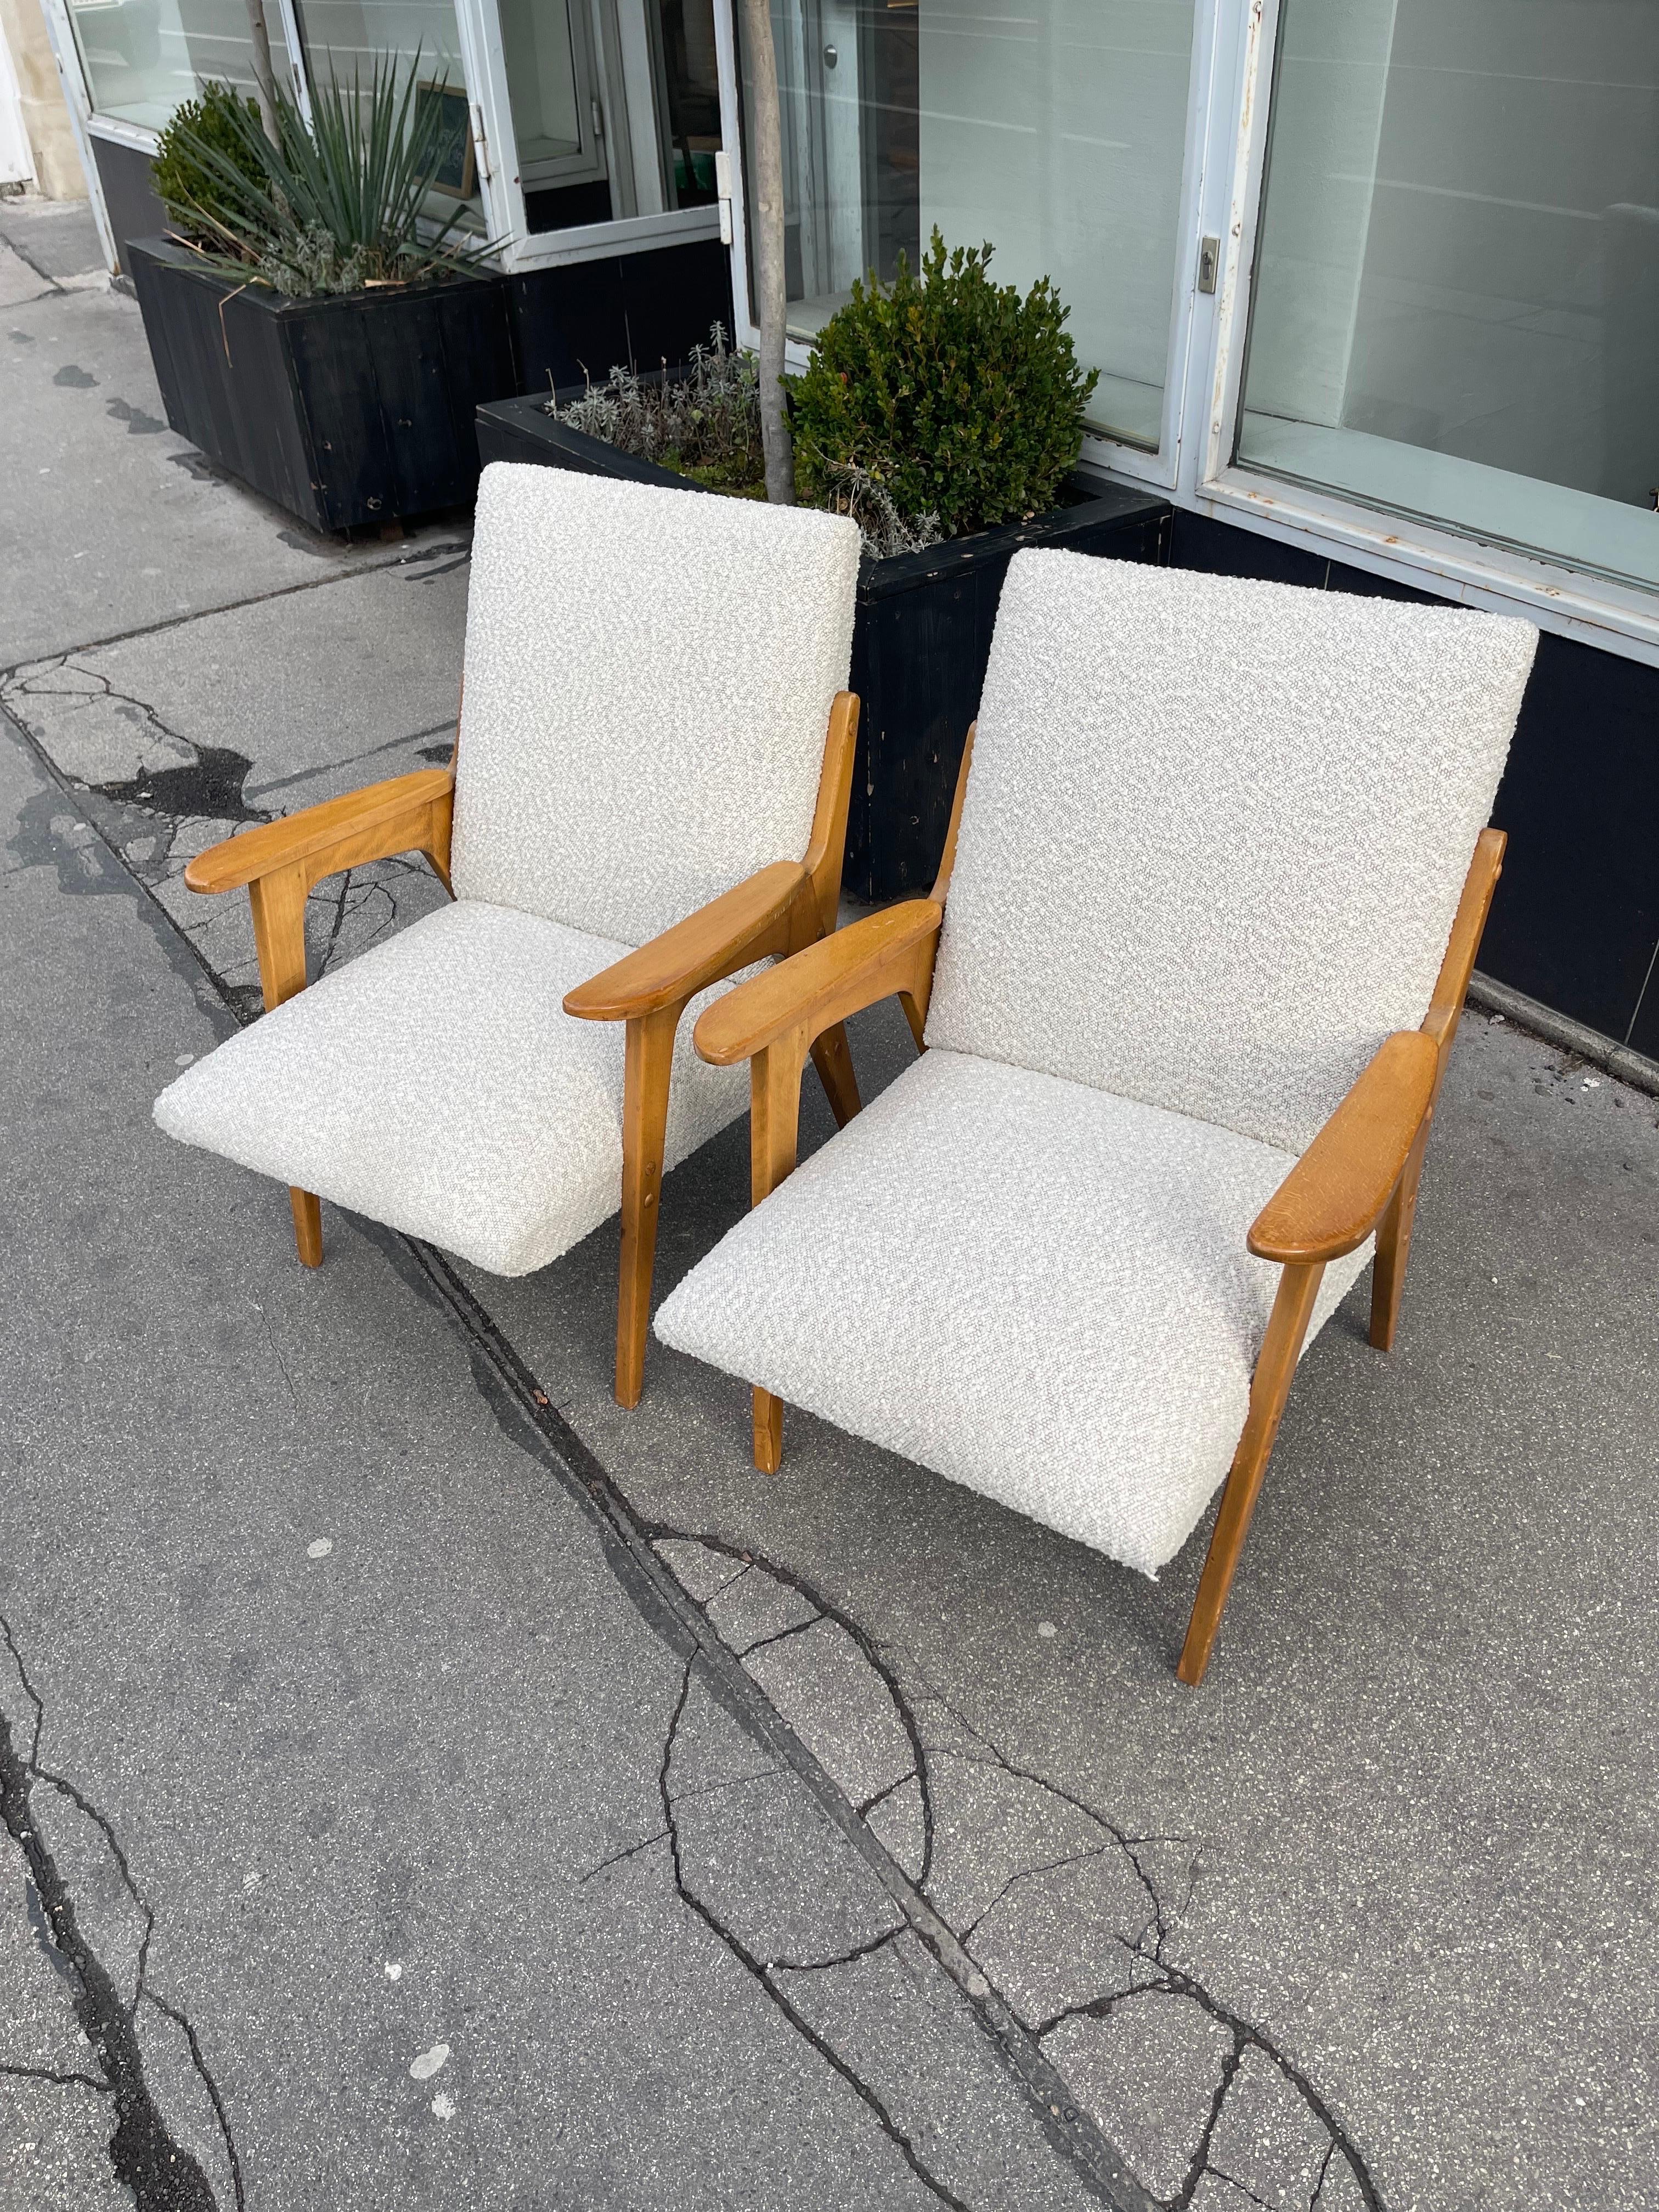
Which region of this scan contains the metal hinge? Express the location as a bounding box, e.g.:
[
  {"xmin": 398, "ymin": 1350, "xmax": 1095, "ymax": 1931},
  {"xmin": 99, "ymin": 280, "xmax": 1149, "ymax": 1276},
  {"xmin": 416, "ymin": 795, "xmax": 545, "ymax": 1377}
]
[
  {"xmin": 592, "ymin": 95, "xmax": 605, "ymax": 140},
  {"xmin": 715, "ymin": 148, "xmax": 733, "ymax": 246},
  {"xmin": 469, "ymin": 103, "xmax": 492, "ymax": 186},
  {"xmin": 1197, "ymin": 234, "xmax": 1221, "ymax": 294}
]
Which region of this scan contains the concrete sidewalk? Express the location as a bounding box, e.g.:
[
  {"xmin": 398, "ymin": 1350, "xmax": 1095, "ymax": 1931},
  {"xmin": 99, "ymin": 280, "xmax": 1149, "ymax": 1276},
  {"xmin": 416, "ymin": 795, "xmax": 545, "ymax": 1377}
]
[{"xmin": 4, "ymin": 269, "xmax": 1657, "ymax": 2212}]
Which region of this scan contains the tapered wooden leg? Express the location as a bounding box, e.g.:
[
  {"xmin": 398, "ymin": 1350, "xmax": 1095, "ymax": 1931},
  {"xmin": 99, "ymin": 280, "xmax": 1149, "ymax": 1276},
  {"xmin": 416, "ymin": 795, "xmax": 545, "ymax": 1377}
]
[
  {"xmin": 615, "ymin": 1006, "xmax": 678, "ymax": 1409},
  {"xmin": 289, "ymin": 1187, "xmax": 323, "ymax": 1267},
  {"xmin": 748, "ymin": 1027, "xmax": 808, "ymax": 1472},
  {"xmin": 1370, "ymin": 1115, "xmax": 1431, "ymax": 1351},
  {"xmin": 810, "ymin": 1020, "xmax": 861, "ymax": 1128},
  {"xmin": 753, "ymin": 1387, "xmax": 784, "ymax": 1472},
  {"xmin": 1178, "ymin": 1261, "xmax": 1325, "ymax": 1686}
]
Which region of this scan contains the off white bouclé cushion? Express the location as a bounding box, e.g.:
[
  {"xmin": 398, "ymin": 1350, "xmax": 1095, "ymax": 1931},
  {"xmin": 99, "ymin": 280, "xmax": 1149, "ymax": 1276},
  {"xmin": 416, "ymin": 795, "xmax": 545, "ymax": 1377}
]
[
  {"xmin": 449, "ymin": 463, "xmax": 862, "ymax": 944},
  {"xmin": 155, "ymin": 469, "xmax": 862, "ymax": 1273},
  {"xmin": 155, "ymin": 902, "xmax": 751, "ymax": 1276},
  {"xmin": 927, "ymin": 554, "xmax": 1538, "ymax": 1153},
  {"xmin": 655, "ymin": 1051, "xmax": 1372, "ymax": 1575}
]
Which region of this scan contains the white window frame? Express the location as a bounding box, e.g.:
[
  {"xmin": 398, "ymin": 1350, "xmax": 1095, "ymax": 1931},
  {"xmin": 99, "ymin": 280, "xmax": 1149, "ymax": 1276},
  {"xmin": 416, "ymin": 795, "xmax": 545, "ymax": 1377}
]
[
  {"xmin": 727, "ymin": 0, "xmax": 1659, "ymax": 669},
  {"xmin": 1176, "ymin": 0, "xmax": 1659, "ymax": 669},
  {"xmin": 37, "ymin": 0, "xmax": 722, "ymax": 277},
  {"xmin": 465, "ymin": 0, "xmax": 724, "ymax": 271}
]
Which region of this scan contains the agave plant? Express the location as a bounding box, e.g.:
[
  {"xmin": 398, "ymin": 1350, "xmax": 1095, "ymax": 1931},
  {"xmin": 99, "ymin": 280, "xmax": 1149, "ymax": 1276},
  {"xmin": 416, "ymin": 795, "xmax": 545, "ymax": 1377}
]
[{"xmin": 161, "ymin": 57, "xmax": 494, "ymax": 298}]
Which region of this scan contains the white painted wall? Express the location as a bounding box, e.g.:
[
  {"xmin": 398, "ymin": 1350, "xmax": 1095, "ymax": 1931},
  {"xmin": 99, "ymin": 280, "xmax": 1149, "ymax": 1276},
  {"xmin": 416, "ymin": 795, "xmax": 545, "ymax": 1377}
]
[{"xmin": 0, "ymin": 9, "xmax": 33, "ymax": 184}]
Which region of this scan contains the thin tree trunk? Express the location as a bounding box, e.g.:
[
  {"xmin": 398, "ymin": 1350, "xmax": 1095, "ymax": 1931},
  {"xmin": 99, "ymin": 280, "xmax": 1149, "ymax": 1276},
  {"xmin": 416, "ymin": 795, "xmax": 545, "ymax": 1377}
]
[
  {"xmin": 245, "ymin": 0, "xmax": 284, "ymax": 150},
  {"xmin": 740, "ymin": 0, "xmax": 794, "ymax": 504}
]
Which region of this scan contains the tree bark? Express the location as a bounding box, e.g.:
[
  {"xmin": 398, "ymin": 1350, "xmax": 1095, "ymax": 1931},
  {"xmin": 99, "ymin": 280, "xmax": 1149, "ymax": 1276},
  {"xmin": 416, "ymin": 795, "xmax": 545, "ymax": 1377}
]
[
  {"xmin": 739, "ymin": 0, "xmax": 795, "ymax": 504},
  {"xmin": 244, "ymin": 0, "xmax": 284, "ymax": 150}
]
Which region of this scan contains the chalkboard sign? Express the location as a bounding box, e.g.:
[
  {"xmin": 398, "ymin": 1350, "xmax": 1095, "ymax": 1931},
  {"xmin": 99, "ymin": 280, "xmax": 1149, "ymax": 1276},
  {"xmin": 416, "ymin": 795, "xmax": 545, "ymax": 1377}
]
[{"xmin": 416, "ymin": 81, "xmax": 476, "ymax": 199}]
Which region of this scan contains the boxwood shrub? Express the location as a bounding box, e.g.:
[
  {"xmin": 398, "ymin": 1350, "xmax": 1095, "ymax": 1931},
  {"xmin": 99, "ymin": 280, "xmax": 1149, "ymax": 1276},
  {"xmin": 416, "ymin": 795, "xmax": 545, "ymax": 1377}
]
[{"xmin": 789, "ymin": 230, "xmax": 1099, "ymax": 541}]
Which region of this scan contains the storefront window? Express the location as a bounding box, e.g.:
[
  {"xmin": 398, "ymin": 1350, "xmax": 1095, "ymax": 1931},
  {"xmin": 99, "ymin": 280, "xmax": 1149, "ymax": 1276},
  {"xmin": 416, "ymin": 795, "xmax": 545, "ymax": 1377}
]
[
  {"xmin": 1240, "ymin": 0, "xmax": 1659, "ymax": 591},
  {"xmin": 292, "ymin": 0, "xmax": 483, "ymax": 228},
  {"xmin": 66, "ymin": 0, "xmax": 296, "ymax": 132},
  {"xmin": 741, "ymin": 0, "xmax": 1197, "ymax": 449},
  {"xmin": 494, "ymin": 0, "xmax": 722, "ymax": 233}
]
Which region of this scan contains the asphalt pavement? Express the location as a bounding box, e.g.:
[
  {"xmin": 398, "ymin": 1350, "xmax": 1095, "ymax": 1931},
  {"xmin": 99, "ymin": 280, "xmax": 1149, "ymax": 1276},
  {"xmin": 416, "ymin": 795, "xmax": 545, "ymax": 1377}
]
[{"xmin": 3, "ymin": 217, "xmax": 1656, "ymax": 2212}]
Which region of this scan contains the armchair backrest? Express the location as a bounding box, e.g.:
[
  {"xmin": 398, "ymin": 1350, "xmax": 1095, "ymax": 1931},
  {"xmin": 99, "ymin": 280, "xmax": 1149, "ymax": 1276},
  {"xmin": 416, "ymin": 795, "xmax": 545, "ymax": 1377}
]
[
  {"xmin": 926, "ymin": 551, "xmax": 1538, "ymax": 1154},
  {"xmin": 449, "ymin": 464, "xmax": 861, "ymax": 946}
]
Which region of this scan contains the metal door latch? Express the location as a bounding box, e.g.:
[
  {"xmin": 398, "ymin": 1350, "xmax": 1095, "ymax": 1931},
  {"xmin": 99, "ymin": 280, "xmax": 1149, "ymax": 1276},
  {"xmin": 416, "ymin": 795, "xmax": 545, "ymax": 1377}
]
[{"xmin": 1197, "ymin": 235, "xmax": 1221, "ymax": 294}]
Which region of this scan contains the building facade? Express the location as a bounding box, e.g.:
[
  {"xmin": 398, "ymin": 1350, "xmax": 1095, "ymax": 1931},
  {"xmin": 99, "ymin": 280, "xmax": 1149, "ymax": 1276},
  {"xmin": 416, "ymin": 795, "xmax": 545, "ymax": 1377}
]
[{"xmin": 31, "ymin": 0, "xmax": 1659, "ymax": 1058}]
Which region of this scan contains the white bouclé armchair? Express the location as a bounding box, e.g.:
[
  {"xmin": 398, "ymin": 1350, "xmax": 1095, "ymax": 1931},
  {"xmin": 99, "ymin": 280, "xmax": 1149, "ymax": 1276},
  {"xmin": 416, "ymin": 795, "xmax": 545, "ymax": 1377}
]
[
  {"xmin": 654, "ymin": 551, "xmax": 1539, "ymax": 1680},
  {"xmin": 154, "ymin": 462, "xmax": 864, "ymax": 1406}
]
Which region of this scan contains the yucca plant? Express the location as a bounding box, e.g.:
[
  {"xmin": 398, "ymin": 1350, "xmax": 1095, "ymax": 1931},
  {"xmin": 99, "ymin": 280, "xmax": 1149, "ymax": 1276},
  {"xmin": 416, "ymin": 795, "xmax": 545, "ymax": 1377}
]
[{"xmin": 160, "ymin": 57, "xmax": 493, "ymax": 298}]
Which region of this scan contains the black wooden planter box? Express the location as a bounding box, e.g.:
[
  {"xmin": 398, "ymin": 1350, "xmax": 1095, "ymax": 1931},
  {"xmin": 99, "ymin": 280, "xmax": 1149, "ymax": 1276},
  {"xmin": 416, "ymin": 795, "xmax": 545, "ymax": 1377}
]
[
  {"xmin": 131, "ymin": 238, "xmax": 517, "ymax": 534},
  {"xmin": 477, "ymin": 392, "xmax": 1171, "ymax": 897}
]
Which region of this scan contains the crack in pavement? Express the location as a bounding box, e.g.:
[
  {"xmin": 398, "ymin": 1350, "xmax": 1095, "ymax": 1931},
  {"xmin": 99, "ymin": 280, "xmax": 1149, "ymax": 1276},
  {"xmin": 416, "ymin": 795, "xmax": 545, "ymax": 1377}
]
[
  {"xmin": 0, "ymin": 1618, "xmax": 244, "ymax": 2210},
  {"xmin": 3, "ymin": 730, "xmax": 1369, "ymax": 2211},
  {"xmin": 658, "ymin": 1660, "xmax": 976, "ymax": 2212},
  {"xmin": 0, "ymin": 2059, "xmax": 110, "ymax": 2093},
  {"xmin": 0, "ymin": 536, "xmax": 473, "ymax": 680},
  {"xmin": 402, "ymin": 1244, "xmax": 1159, "ymax": 2211},
  {"xmin": 641, "ymin": 1544, "xmax": 1387, "ymax": 2212},
  {"xmin": 644, "ymin": 1526, "xmax": 939, "ymax": 1895},
  {"xmin": 3, "ymin": 664, "xmax": 451, "ymax": 1012},
  {"xmin": 907, "ymin": 1678, "xmax": 1384, "ymax": 2210},
  {"xmin": 1, "ymin": 659, "xmax": 268, "ymax": 825}
]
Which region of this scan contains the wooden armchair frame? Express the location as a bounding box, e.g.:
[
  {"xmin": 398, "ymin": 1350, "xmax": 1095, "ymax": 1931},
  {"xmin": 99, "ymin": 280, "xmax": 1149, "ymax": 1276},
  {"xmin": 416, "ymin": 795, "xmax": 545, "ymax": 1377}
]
[
  {"xmin": 183, "ymin": 694, "xmax": 865, "ymax": 1409},
  {"xmin": 689, "ymin": 729, "xmax": 1506, "ymax": 1682}
]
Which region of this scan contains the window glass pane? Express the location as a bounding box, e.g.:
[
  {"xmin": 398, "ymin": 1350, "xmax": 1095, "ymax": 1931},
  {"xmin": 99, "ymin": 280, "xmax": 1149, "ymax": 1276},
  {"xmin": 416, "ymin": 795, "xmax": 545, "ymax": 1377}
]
[
  {"xmin": 292, "ymin": 0, "xmax": 484, "ymax": 229},
  {"xmin": 67, "ymin": 0, "xmax": 295, "ymax": 131},
  {"xmin": 652, "ymin": 0, "xmax": 721, "ymax": 206},
  {"xmin": 1240, "ymin": 1, "xmax": 1659, "ymax": 591},
  {"xmin": 741, "ymin": 0, "xmax": 1197, "ymax": 449},
  {"xmin": 503, "ymin": 0, "xmax": 586, "ymax": 167},
  {"xmin": 496, "ymin": 0, "xmax": 725, "ymax": 236}
]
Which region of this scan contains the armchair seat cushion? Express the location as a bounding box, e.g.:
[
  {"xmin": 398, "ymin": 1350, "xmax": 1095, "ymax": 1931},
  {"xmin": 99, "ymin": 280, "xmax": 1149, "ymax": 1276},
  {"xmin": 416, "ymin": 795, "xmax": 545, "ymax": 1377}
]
[
  {"xmin": 154, "ymin": 900, "xmax": 749, "ymax": 1277},
  {"xmin": 655, "ymin": 1051, "xmax": 1371, "ymax": 1576}
]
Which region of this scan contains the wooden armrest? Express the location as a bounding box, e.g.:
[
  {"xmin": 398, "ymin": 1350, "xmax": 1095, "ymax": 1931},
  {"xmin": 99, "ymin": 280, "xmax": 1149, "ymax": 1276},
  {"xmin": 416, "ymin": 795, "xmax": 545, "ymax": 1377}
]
[
  {"xmin": 1249, "ymin": 1031, "xmax": 1438, "ymax": 1265},
  {"xmin": 562, "ymin": 861, "xmax": 810, "ymax": 1023},
  {"xmin": 183, "ymin": 769, "xmax": 455, "ymax": 894},
  {"xmin": 693, "ymin": 899, "xmax": 944, "ymax": 1066}
]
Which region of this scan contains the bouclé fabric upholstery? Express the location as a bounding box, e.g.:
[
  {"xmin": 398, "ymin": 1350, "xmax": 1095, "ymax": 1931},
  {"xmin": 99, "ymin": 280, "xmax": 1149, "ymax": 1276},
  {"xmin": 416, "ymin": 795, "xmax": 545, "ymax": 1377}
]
[
  {"xmin": 450, "ymin": 464, "xmax": 861, "ymax": 945},
  {"xmin": 658, "ymin": 557, "xmax": 1537, "ymax": 1574},
  {"xmin": 656, "ymin": 1051, "xmax": 1372, "ymax": 1573},
  {"xmin": 155, "ymin": 469, "xmax": 862, "ymax": 1274},
  {"xmin": 156, "ymin": 903, "xmax": 751, "ymax": 1275},
  {"xmin": 928, "ymin": 554, "xmax": 1538, "ymax": 1153}
]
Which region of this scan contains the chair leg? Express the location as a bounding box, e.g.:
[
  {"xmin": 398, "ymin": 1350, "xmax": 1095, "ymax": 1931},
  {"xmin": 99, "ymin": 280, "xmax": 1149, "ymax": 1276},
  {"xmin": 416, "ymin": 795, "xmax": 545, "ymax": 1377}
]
[
  {"xmin": 1370, "ymin": 1115, "xmax": 1431, "ymax": 1352},
  {"xmin": 753, "ymin": 1387, "xmax": 784, "ymax": 1472},
  {"xmin": 615, "ymin": 1007, "xmax": 678, "ymax": 1410},
  {"xmin": 1178, "ymin": 1261, "xmax": 1325, "ymax": 1686},
  {"xmin": 747, "ymin": 1030, "xmax": 808, "ymax": 1472},
  {"xmin": 810, "ymin": 1021, "xmax": 861, "ymax": 1128},
  {"xmin": 287, "ymin": 1187, "xmax": 323, "ymax": 1267}
]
